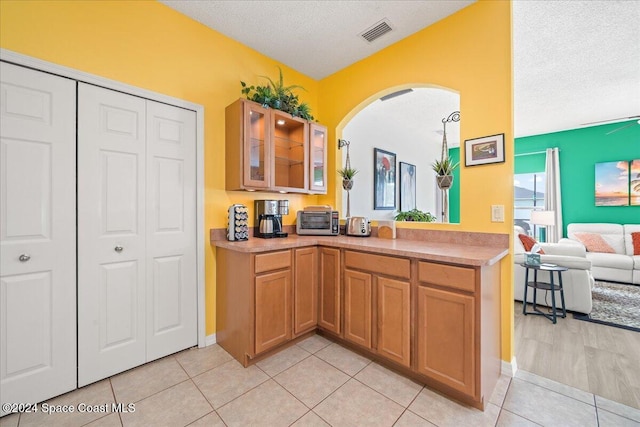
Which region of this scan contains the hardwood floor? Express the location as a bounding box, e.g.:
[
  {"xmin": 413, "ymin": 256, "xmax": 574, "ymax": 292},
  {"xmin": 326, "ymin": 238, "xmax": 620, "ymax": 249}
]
[{"xmin": 514, "ymin": 301, "xmax": 640, "ymax": 409}]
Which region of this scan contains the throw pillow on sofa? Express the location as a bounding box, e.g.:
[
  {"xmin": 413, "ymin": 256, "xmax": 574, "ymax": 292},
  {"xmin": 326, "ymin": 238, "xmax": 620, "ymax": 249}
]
[
  {"xmin": 574, "ymin": 232, "xmax": 616, "ymax": 253},
  {"xmin": 518, "ymin": 234, "xmax": 545, "ymax": 254},
  {"xmin": 632, "ymin": 232, "xmax": 640, "ymax": 255}
]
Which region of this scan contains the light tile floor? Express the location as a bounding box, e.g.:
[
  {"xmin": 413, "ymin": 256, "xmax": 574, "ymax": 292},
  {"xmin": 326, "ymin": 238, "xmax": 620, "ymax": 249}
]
[{"xmin": 2, "ymin": 335, "xmax": 640, "ymax": 427}]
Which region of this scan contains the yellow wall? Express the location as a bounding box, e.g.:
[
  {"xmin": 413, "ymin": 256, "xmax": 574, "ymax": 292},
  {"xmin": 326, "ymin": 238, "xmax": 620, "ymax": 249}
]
[
  {"xmin": 1, "ymin": 0, "xmax": 515, "ymax": 361},
  {"xmin": 0, "ymin": 0, "xmax": 322, "ymax": 336},
  {"xmin": 318, "ymin": 0, "xmax": 515, "ymax": 360}
]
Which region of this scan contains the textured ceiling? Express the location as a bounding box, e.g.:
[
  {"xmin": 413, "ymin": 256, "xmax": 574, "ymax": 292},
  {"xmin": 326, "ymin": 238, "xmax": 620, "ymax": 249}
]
[
  {"xmin": 160, "ymin": 0, "xmax": 640, "ymax": 137},
  {"xmin": 349, "ymin": 88, "xmax": 461, "ymax": 148},
  {"xmin": 513, "ymin": 0, "xmax": 640, "ymax": 137},
  {"xmin": 159, "ymin": 0, "xmax": 474, "ymax": 80}
]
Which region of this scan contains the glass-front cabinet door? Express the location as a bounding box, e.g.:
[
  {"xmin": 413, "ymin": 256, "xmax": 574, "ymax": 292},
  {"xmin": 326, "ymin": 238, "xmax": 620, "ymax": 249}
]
[
  {"xmin": 243, "ymin": 102, "xmax": 270, "ymax": 188},
  {"xmin": 309, "ymin": 123, "xmax": 327, "ymax": 193},
  {"xmin": 272, "ymin": 110, "xmax": 308, "ymax": 192}
]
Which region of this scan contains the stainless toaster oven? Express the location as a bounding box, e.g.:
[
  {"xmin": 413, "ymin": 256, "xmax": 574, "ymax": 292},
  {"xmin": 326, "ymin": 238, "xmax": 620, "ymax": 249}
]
[{"xmin": 296, "ymin": 208, "xmax": 339, "ymax": 236}]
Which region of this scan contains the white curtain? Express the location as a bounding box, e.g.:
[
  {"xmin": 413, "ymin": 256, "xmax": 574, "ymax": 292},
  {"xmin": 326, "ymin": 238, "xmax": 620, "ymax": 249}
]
[{"xmin": 545, "ymin": 148, "xmax": 563, "ymax": 242}]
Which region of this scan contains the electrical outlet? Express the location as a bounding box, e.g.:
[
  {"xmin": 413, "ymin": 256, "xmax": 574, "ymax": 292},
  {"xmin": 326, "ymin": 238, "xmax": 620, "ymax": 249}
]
[{"xmin": 491, "ymin": 205, "xmax": 504, "ymax": 222}]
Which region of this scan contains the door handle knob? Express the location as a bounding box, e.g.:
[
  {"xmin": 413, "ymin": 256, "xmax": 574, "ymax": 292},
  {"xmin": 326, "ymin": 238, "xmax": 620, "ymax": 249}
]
[
  {"xmin": 114, "ymin": 246, "xmax": 123, "ymax": 252},
  {"xmin": 19, "ymin": 254, "xmax": 31, "ymax": 262}
]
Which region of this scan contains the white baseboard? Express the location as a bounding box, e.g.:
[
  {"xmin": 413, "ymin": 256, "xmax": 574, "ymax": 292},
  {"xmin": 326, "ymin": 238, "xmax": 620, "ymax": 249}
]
[
  {"xmin": 205, "ymin": 333, "xmax": 217, "ymax": 346},
  {"xmin": 501, "ymin": 357, "xmax": 518, "ymax": 377}
]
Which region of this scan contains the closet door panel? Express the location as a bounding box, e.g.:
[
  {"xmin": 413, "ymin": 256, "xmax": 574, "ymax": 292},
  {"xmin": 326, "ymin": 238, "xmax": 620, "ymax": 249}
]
[
  {"xmin": 0, "ymin": 62, "xmax": 76, "ymax": 410},
  {"xmin": 78, "ymin": 83, "xmax": 146, "ymax": 386},
  {"xmin": 146, "ymin": 101, "xmax": 197, "ymax": 360}
]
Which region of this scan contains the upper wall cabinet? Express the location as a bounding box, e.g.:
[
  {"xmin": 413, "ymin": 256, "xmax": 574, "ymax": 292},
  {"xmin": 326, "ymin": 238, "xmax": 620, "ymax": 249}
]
[
  {"xmin": 309, "ymin": 123, "xmax": 327, "ymax": 194},
  {"xmin": 225, "ymin": 99, "xmax": 326, "ymax": 194}
]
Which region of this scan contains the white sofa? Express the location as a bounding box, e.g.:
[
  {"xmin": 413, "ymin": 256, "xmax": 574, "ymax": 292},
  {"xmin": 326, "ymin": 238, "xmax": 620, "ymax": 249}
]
[
  {"xmin": 514, "ymin": 226, "xmax": 594, "ymax": 314},
  {"xmin": 566, "ymin": 223, "xmax": 640, "ymax": 285}
]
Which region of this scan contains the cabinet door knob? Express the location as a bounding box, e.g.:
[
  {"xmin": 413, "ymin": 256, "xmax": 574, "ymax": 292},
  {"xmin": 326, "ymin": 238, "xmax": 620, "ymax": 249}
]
[
  {"xmin": 114, "ymin": 246, "xmax": 124, "ymax": 252},
  {"xmin": 19, "ymin": 254, "xmax": 31, "ymax": 262}
]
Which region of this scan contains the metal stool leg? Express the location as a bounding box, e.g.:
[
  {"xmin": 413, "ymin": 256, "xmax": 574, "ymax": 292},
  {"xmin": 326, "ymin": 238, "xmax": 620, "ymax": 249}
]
[
  {"xmin": 550, "ymin": 272, "xmax": 557, "ymax": 324},
  {"xmin": 532, "ymin": 269, "xmax": 538, "ymax": 311},
  {"xmin": 523, "ymin": 267, "xmax": 529, "ymax": 314},
  {"xmin": 558, "ymin": 271, "xmax": 567, "ymax": 318}
]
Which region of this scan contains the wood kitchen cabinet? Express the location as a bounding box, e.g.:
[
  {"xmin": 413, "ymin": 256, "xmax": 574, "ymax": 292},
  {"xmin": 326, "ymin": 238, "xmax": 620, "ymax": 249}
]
[
  {"xmin": 415, "ymin": 260, "xmax": 500, "ymax": 406},
  {"xmin": 318, "ymin": 247, "xmax": 341, "ymax": 334},
  {"xmin": 343, "ymin": 269, "xmax": 372, "ymax": 348},
  {"xmin": 255, "ymin": 269, "xmax": 292, "ymax": 354},
  {"xmin": 215, "ymin": 240, "xmax": 502, "ymax": 410},
  {"xmin": 343, "ymin": 250, "xmax": 411, "ymax": 366},
  {"xmin": 227, "ymin": 98, "xmax": 328, "ymax": 194},
  {"xmin": 293, "ymin": 247, "xmax": 318, "ymax": 336},
  {"xmin": 216, "ymin": 248, "xmax": 293, "ymax": 365},
  {"xmin": 377, "ymin": 277, "xmax": 411, "ymax": 367},
  {"xmin": 308, "ymin": 123, "xmax": 327, "ymax": 194},
  {"xmin": 417, "ymin": 285, "xmax": 475, "ymax": 396}
]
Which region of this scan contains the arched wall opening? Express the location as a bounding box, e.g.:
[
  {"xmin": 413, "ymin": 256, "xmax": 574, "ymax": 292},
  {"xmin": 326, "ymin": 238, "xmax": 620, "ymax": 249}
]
[{"xmin": 337, "ymin": 84, "xmax": 461, "ymax": 223}]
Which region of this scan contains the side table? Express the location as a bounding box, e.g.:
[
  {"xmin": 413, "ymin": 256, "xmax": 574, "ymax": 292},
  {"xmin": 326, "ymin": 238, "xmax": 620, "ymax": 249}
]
[{"xmin": 520, "ymin": 263, "xmax": 568, "ymax": 324}]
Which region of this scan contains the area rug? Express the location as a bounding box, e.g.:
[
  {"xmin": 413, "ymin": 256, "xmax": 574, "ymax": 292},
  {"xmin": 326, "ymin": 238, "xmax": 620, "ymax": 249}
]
[{"xmin": 573, "ymin": 281, "xmax": 640, "ymax": 332}]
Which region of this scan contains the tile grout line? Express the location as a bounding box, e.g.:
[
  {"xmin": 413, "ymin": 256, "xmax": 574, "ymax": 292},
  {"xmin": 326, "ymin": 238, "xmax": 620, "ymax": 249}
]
[
  {"xmin": 514, "ymin": 372, "xmax": 598, "ymax": 407},
  {"xmin": 391, "ymin": 384, "xmax": 429, "ymax": 426},
  {"xmin": 497, "ymin": 408, "xmax": 544, "ymax": 426},
  {"xmin": 107, "ymin": 378, "xmax": 124, "ymax": 427}
]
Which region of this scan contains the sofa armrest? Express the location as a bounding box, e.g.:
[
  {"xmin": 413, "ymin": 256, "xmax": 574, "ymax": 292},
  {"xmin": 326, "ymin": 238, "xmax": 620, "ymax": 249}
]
[
  {"xmin": 540, "ymin": 241, "xmax": 587, "ymax": 257},
  {"xmin": 514, "ymin": 253, "xmax": 592, "ymax": 270}
]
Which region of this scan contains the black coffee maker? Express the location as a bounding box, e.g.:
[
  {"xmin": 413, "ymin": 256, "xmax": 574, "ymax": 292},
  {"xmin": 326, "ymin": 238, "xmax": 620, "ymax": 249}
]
[{"xmin": 255, "ymin": 200, "xmax": 289, "ymax": 238}]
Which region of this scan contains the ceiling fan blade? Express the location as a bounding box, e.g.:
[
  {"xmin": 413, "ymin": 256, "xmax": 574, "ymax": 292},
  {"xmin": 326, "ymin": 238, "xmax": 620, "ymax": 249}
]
[
  {"xmin": 605, "ymin": 122, "xmax": 635, "ymax": 135},
  {"xmin": 581, "ymin": 115, "xmax": 640, "ymax": 126}
]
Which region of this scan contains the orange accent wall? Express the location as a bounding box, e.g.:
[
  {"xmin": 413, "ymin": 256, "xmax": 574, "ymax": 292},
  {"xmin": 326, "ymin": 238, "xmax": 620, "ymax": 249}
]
[
  {"xmin": 318, "ymin": 0, "xmax": 514, "ymax": 361},
  {"xmin": 1, "ymin": 0, "xmax": 514, "ymax": 361}
]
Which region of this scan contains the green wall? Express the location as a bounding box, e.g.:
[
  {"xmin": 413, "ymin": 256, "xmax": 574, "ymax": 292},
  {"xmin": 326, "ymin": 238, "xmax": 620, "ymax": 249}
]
[
  {"xmin": 515, "ymin": 120, "xmax": 640, "ymax": 236},
  {"xmin": 449, "ymin": 147, "xmax": 460, "ymax": 223}
]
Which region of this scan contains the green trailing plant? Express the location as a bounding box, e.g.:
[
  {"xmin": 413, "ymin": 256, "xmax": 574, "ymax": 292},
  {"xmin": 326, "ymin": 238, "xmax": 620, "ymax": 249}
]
[
  {"xmin": 431, "ymin": 157, "xmax": 459, "ymax": 176},
  {"xmin": 337, "ymin": 167, "xmax": 359, "ymax": 180},
  {"xmin": 240, "ymin": 67, "xmax": 315, "ymax": 120},
  {"xmin": 394, "ymin": 209, "xmax": 437, "ymax": 222}
]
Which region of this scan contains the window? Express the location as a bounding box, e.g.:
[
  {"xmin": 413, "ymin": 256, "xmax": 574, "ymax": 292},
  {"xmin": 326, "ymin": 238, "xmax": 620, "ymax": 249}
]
[{"xmin": 514, "ymin": 172, "xmax": 546, "ymax": 240}]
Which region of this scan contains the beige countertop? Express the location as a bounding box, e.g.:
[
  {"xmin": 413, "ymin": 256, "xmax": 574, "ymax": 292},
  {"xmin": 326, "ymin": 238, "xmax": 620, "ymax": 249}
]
[{"xmin": 212, "ymin": 234, "xmax": 508, "ymax": 267}]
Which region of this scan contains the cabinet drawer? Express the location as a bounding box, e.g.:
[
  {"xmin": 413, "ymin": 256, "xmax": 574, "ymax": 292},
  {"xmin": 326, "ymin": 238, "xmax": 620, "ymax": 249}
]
[
  {"xmin": 344, "ymin": 251, "xmax": 410, "ymax": 279},
  {"xmin": 255, "ymin": 250, "xmax": 291, "ymax": 274},
  {"xmin": 418, "ymin": 262, "xmax": 476, "ymax": 293}
]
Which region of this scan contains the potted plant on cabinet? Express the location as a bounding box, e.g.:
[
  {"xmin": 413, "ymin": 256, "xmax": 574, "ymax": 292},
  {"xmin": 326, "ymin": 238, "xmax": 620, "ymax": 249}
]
[{"xmin": 240, "ymin": 67, "xmax": 314, "ymax": 121}]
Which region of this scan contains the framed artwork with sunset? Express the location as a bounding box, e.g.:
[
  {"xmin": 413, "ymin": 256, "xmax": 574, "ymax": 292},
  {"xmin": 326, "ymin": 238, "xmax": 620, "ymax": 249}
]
[
  {"xmin": 595, "ymin": 159, "xmax": 640, "ymax": 206},
  {"xmin": 631, "ymin": 159, "xmax": 640, "ymax": 206}
]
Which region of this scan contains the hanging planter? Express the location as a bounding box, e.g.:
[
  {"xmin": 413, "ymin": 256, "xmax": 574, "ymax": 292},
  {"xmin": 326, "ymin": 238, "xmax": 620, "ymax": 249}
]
[
  {"xmin": 433, "ymin": 111, "xmax": 461, "ymax": 223},
  {"xmin": 436, "ymin": 175, "xmax": 453, "ymax": 190},
  {"xmin": 342, "ymin": 178, "xmax": 354, "ymax": 191},
  {"xmin": 337, "ymin": 140, "xmax": 357, "ymax": 218}
]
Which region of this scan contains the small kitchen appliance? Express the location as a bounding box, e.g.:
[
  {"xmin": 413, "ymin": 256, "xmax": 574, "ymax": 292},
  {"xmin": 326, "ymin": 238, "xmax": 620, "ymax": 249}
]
[
  {"xmin": 255, "ymin": 200, "xmax": 288, "ymax": 238},
  {"xmin": 345, "ymin": 216, "xmax": 371, "ymax": 237},
  {"xmin": 297, "ymin": 206, "xmax": 340, "ymax": 236},
  {"xmin": 227, "ymin": 204, "xmax": 249, "ymax": 241}
]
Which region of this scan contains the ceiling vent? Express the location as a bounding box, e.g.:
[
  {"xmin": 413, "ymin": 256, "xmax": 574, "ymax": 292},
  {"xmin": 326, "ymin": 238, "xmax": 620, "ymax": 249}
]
[
  {"xmin": 380, "ymin": 89, "xmax": 413, "ymax": 101},
  {"xmin": 360, "ymin": 19, "xmax": 393, "ymax": 43}
]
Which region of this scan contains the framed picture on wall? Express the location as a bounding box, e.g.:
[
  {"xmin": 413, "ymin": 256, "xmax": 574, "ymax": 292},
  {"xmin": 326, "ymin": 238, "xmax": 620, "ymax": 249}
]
[
  {"xmin": 374, "ymin": 148, "xmax": 396, "ymax": 210},
  {"xmin": 631, "ymin": 159, "xmax": 640, "ymax": 206},
  {"xmin": 595, "ymin": 161, "xmax": 630, "ymax": 206},
  {"xmin": 464, "ymin": 133, "xmax": 505, "ymax": 166},
  {"xmin": 399, "ymin": 162, "xmax": 416, "ymax": 212}
]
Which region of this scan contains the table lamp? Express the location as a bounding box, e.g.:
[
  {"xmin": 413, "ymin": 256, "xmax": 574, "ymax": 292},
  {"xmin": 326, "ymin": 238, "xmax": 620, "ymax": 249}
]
[{"xmin": 530, "ymin": 210, "xmax": 555, "ymax": 242}]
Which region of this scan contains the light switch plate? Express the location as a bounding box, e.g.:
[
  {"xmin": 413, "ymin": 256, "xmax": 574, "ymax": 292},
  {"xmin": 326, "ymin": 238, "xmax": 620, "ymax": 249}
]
[{"xmin": 491, "ymin": 205, "xmax": 505, "ymax": 222}]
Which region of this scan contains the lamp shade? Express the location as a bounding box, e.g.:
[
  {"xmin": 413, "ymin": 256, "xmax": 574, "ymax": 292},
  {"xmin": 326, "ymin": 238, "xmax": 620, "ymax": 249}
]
[{"xmin": 530, "ymin": 210, "xmax": 555, "ymax": 226}]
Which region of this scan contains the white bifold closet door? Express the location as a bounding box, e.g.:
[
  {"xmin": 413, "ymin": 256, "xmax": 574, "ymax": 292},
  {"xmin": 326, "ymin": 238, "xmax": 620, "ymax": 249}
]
[
  {"xmin": 0, "ymin": 62, "xmax": 77, "ymax": 408},
  {"xmin": 78, "ymin": 83, "xmax": 196, "ymax": 386}
]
